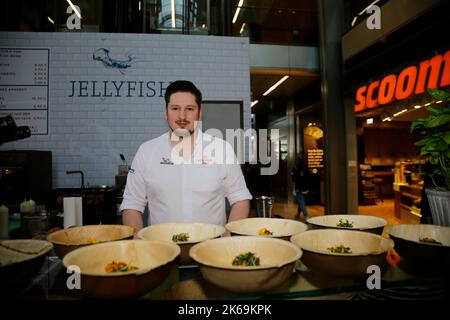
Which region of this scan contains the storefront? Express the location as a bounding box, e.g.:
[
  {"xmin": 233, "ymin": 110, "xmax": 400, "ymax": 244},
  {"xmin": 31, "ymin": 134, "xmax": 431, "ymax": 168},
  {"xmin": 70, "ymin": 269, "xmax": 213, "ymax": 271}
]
[{"xmin": 351, "ymin": 47, "xmax": 449, "ymax": 223}]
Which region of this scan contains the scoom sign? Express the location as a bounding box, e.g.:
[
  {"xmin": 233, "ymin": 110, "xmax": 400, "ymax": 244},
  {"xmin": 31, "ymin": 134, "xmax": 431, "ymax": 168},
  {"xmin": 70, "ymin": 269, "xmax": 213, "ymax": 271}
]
[{"xmin": 354, "ymin": 50, "xmax": 450, "ymax": 112}]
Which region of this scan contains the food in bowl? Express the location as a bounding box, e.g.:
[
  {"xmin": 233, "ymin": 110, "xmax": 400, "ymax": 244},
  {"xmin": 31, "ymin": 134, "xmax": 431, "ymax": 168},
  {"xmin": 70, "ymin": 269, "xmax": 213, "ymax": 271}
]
[
  {"xmin": 138, "ymin": 223, "xmax": 226, "ymax": 265},
  {"xmin": 47, "ymin": 224, "xmax": 135, "ymax": 259},
  {"xmin": 105, "ymin": 261, "xmax": 139, "ymax": 273},
  {"xmin": 226, "ymin": 218, "xmax": 307, "ymax": 240},
  {"xmin": 189, "ymin": 236, "xmax": 302, "ymax": 293},
  {"xmin": 418, "ymin": 237, "xmax": 442, "ymax": 245},
  {"xmin": 172, "ymin": 232, "xmax": 190, "ymax": 242},
  {"xmin": 87, "ymin": 237, "xmax": 101, "ymax": 244},
  {"xmin": 232, "ymin": 252, "xmax": 261, "ymax": 266},
  {"xmin": 336, "ymin": 219, "xmax": 354, "ymax": 228},
  {"xmin": 306, "ymin": 214, "xmax": 387, "ymax": 234},
  {"xmin": 386, "ymin": 224, "xmax": 450, "ymax": 273},
  {"xmin": 258, "ymin": 227, "xmax": 273, "ymax": 236},
  {"xmin": 62, "ymin": 240, "xmax": 180, "ymax": 299},
  {"xmin": 291, "ymin": 229, "xmax": 393, "ymax": 278},
  {"xmin": 327, "ymin": 244, "xmax": 352, "ymax": 254}
]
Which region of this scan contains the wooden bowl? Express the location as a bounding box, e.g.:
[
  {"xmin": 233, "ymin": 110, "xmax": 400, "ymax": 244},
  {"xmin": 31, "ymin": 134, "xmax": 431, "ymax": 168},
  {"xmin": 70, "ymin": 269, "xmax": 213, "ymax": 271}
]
[
  {"xmin": 189, "ymin": 236, "xmax": 302, "ymax": 293},
  {"xmin": 47, "ymin": 224, "xmax": 135, "ymax": 259},
  {"xmin": 62, "ymin": 240, "xmax": 180, "ymax": 299},
  {"xmin": 291, "ymin": 229, "xmax": 393, "ymax": 278},
  {"xmin": 137, "ymin": 223, "xmax": 226, "ymax": 265},
  {"xmin": 226, "ymin": 217, "xmax": 308, "ymax": 241},
  {"xmin": 306, "ymin": 214, "xmax": 387, "ymax": 235},
  {"xmin": 0, "ymin": 239, "xmax": 53, "ymax": 295},
  {"xmin": 386, "ymin": 224, "xmax": 450, "ymax": 273}
]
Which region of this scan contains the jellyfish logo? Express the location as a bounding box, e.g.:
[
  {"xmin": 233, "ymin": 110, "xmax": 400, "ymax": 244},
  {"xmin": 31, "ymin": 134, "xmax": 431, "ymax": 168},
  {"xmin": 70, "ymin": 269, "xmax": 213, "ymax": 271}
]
[{"xmin": 92, "ymin": 48, "xmax": 135, "ymax": 74}]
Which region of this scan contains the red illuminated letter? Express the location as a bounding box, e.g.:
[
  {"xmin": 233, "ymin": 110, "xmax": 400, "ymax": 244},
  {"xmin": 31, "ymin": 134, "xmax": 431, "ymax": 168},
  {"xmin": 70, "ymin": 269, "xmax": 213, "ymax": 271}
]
[
  {"xmin": 366, "ymin": 81, "xmax": 380, "ymax": 109},
  {"xmin": 378, "ymin": 74, "xmax": 396, "ymax": 105},
  {"xmin": 395, "ymin": 66, "xmax": 417, "ymax": 100},
  {"xmin": 354, "ymin": 86, "xmax": 367, "ymax": 112},
  {"xmin": 415, "ymin": 50, "xmax": 450, "ymax": 94}
]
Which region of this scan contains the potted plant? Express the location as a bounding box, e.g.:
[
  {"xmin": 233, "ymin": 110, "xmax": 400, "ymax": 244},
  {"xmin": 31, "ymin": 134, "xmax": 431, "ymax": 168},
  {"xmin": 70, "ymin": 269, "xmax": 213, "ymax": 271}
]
[{"xmin": 410, "ymin": 89, "xmax": 450, "ymax": 226}]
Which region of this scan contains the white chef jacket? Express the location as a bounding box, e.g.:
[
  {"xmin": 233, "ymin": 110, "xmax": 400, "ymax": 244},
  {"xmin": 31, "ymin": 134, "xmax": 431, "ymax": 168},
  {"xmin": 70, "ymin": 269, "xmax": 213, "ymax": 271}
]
[{"xmin": 119, "ymin": 131, "xmax": 252, "ymax": 226}]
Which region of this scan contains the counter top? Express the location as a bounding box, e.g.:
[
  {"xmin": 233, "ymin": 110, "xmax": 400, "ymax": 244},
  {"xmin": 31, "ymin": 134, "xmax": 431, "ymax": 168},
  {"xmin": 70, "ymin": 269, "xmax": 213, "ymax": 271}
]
[{"xmin": 16, "ymin": 254, "xmax": 448, "ymax": 300}]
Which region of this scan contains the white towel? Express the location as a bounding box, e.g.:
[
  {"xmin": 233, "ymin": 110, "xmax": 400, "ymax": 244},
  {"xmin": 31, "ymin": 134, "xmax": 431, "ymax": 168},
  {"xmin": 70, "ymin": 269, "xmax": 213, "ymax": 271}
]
[{"xmin": 63, "ymin": 197, "xmax": 83, "ymax": 228}]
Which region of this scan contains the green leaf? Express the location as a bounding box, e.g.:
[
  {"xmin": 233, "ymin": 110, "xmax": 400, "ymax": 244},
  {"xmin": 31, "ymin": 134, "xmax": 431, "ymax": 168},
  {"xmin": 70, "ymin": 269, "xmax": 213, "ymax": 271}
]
[
  {"xmin": 444, "ymin": 131, "xmax": 450, "ymax": 145},
  {"xmin": 426, "ymin": 105, "xmax": 447, "ymax": 116},
  {"xmin": 429, "ymin": 156, "xmax": 439, "ymax": 165},
  {"xmin": 428, "ymin": 89, "xmax": 450, "ymax": 102},
  {"xmin": 426, "ymin": 114, "xmax": 450, "ymax": 128},
  {"xmin": 411, "ymin": 119, "xmax": 428, "ymax": 132}
]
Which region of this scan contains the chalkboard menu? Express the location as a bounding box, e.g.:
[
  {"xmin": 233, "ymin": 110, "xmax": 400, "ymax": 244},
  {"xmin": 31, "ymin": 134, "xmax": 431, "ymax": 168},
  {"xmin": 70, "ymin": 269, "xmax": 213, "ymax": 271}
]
[{"xmin": 0, "ymin": 48, "xmax": 49, "ymax": 134}]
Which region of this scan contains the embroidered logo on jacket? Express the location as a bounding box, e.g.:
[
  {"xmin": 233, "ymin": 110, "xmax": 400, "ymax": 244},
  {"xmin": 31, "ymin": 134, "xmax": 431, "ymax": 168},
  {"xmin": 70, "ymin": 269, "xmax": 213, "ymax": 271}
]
[{"xmin": 160, "ymin": 157, "xmax": 174, "ymax": 165}]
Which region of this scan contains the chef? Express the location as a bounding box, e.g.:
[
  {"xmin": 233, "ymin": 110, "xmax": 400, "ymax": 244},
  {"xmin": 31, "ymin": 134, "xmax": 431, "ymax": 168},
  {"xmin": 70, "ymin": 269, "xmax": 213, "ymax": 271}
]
[{"xmin": 120, "ymin": 80, "xmax": 252, "ymax": 230}]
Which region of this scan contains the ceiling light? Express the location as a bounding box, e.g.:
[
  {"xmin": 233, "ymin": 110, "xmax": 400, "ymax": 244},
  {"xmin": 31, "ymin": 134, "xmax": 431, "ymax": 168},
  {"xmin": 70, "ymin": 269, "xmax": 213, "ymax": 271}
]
[
  {"xmin": 240, "ymin": 23, "xmax": 246, "ymax": 35},
  {"xmin": 139, "ymin": 1, "xmax": 141, "ymax": 11},
  {"xmin": 358, "ymin": 0, "xmax": 380, "ymax": 15},
  {"xmin": 382, "ymin": 117, "xmax": 392, "ymax": 122},
  {"xmin": 414, "ymin": 105, "xmax": 421, "ymax": 109},
  {"xmin": 436, "ymin": 100, "xmax": 443, "ymax": 104},
  {"xmin": 262, "ymin": 75, "xmax": 289, "ymax": 97},
  {"xmin": 424, "ymin": 102, "xmax": 432, "ymax": 106},
  {"xmin": 366, "ymin": 118, "xmax": 374, "ymax": 124},
  {"xmin": 351, "ymin": 16, "xmax": 358, "ymax": 27},
  {"xmin": 171, "ymin": 0, "xmax": 176, "ymax": 28},
  {"xmin": 232, "ymin": 0, "xmax": 244, "ymax": 24},
  {"xmin": 251, "ymin": 100, "xmax": 259, "ymax": 108},
  {"xmin": 66, "ymin": 0, "xmax": 81, "ymax": 19},
  {"xmin": 47, "ymin": 16, "xmax": 55, "ymax": 24}
]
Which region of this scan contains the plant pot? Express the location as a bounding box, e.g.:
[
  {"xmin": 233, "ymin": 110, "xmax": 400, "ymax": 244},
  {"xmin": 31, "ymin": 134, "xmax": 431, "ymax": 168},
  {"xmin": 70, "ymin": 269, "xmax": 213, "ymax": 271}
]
[{"xmin": 426, "ymin": 187, "xmax": 450, "ymax": 226}]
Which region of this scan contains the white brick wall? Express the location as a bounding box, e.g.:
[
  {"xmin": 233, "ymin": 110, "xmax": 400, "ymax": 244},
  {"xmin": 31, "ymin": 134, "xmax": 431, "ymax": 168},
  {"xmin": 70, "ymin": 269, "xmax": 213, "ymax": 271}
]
[{"xmin": 0, "ymin": 32, "xmax": 251, "ymax": 188}]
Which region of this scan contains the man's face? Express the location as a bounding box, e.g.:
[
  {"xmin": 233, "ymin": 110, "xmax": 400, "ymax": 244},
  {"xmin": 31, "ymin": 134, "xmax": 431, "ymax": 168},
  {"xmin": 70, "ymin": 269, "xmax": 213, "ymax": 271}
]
[{"xmin": 165, "ymin": 91, "xmax": 201, "ymax": 137}]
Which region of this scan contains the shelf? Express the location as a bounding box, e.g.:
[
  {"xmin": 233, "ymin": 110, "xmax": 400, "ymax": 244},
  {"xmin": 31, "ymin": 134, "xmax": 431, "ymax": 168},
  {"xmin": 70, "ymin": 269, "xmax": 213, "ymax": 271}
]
[
  {"xmin": 359, "ymin": 164, "xmax": 378, "ymax": 205},
  {"xmin": 401, "ymin": 192, "xmax": 421, "ymax": 200}
]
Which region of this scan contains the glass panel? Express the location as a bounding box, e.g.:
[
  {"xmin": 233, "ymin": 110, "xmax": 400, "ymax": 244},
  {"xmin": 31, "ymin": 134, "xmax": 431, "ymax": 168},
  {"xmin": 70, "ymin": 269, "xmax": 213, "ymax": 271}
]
[{"xmin": 146, "ymin": 0, "xmax": 209, "ymax": 34}]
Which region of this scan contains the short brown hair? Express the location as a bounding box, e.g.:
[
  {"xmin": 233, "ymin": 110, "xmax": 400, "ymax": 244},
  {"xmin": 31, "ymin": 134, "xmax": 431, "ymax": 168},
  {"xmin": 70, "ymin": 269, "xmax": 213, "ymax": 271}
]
[{"xmin": 164, "ymin": 80, "xmax": 202, "ymax": 109}]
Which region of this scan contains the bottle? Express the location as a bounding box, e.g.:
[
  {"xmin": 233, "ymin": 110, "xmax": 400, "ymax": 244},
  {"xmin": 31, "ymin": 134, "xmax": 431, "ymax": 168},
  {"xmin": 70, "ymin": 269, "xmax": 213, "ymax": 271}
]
[
  {"xmin": 0, "ymin": 204, "xmax": 9, "ymax": 239},
  {"xmin": 20, "ymin": 199, "xmax": 30, "ymax": 214}
]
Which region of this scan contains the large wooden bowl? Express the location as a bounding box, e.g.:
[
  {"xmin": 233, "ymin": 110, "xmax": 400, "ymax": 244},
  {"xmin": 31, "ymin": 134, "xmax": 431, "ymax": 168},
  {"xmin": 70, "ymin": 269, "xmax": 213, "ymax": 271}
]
[
  {"xmin": 291, "ymin": 229, "xmax": 393, "ymax": 278},
  {"xmin": 47, "ymin": 225, "xmax": 135, "ymax": 259},
  {"xmin": 306, "ymin": 214, "xmax": 387, "ymax": 235},
  {"xmin": 137, "ymin": 223, "xmax": 226, "ymax": 265},
  {"xmin": 226, "ymin": 217, "xmax": 308, "ymax": 240},
  {"xmin": 386, "ymin": 224, "xmax": 450, "ymax": 273},
  {"xmin": 189, "ymin": 236, "xmax": 302, "ymax": 293},
  {"xmin": 62, "ymin": 240, "xmax": 180, "ymax": 299},
  {"xmin": 0, "ymin": 239, "xmax": 53, "ymax": 295}
]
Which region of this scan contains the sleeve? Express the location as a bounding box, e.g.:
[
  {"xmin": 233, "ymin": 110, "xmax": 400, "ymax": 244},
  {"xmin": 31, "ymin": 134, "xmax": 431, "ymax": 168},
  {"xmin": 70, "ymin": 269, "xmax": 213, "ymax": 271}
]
[
  {"xmin": 222, "ymin": 142, "xmax": 253, "ymax": 205},
  {"xmin": 119, "ymin": 145, "xmax": 147, "ymax": 213}
]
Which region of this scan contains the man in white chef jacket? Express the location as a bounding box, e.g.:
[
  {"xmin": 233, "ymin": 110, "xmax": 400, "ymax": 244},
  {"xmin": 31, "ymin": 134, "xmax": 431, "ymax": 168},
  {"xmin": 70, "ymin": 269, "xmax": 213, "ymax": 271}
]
[{"xmin": 120, "ymin": 80, "xmax": 252, "ymax": 230}]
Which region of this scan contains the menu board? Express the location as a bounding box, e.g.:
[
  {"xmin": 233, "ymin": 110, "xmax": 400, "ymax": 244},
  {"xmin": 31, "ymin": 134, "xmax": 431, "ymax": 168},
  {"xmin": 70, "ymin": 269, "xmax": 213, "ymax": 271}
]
[
  {"xmin": 0, "ymin": 48, "xmax": 49, "ymax": 134},
  {"xmin": 303, "ymin": 124, "xmax": 324, "ymax": 174},
  {"xmin": 307, "ymin": 149, "xmax": 324, "ymax": 171}
]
